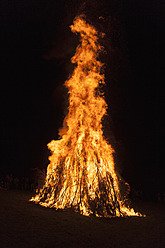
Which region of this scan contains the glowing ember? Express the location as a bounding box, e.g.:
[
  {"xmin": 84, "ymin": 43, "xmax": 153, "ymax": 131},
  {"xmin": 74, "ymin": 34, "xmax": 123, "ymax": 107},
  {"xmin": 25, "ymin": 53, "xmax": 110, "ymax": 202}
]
[{"xmin": 30, "ymin": 16, "xmax": 141, "ymax": 217}]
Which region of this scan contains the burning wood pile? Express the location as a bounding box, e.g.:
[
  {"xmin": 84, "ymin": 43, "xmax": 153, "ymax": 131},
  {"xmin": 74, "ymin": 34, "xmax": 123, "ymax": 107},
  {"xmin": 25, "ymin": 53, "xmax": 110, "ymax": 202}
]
[{"xmin": 30, "ymin": 16, "xmax": 141, "ymax": 217}]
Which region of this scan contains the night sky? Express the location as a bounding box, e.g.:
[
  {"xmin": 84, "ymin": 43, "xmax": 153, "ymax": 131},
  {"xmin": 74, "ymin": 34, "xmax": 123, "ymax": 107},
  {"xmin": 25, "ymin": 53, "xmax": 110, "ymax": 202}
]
[{"xmin": 0, "ymin": 0, "xmax": 164, "ymax": 196}]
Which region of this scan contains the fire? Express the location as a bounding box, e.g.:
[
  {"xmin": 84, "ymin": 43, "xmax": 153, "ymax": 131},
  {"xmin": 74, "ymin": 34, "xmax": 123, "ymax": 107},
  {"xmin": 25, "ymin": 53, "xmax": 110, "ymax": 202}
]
[{"xmin": 30, "ymin": 16, "xmax": 141, "ymax": 217}]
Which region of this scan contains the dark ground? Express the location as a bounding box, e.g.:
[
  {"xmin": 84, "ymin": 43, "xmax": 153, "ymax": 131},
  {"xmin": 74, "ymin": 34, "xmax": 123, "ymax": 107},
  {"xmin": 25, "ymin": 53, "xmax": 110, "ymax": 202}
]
[{"xmin": 0, "ymin": 190, "xmax": 165, "ymax": 248}]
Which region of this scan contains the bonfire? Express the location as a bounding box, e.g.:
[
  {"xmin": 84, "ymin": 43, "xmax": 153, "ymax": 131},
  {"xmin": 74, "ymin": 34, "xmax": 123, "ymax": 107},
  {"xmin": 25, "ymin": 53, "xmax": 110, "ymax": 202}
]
[{"xmin": 30, "ymin": 16, "xmax": 141, "ymax": 217}]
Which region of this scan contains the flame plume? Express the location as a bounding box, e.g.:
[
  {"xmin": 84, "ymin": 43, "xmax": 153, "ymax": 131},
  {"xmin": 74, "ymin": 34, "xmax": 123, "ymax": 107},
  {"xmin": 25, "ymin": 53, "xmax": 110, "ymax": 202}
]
[{"xmin": 30, "ymin": 16, "xmax": 140, "ymax": 217}]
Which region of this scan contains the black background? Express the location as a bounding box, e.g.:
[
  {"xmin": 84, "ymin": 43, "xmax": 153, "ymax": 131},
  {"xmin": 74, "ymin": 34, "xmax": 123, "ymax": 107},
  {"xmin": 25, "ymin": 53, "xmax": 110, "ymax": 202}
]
[{"xmin": 0, "ymin": 0, "xmax": 164, "ymax": 197}]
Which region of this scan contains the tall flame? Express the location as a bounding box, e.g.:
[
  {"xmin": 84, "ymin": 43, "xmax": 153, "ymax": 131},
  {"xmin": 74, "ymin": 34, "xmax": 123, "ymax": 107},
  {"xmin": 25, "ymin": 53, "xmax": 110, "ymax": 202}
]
[{"xmin": 30, "ymin": 16, "xmax": 141, "ymax": 217}]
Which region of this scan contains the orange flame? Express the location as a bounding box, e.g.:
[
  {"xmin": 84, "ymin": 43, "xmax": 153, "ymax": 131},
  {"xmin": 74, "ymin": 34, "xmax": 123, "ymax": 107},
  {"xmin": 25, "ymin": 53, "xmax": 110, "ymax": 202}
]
[{"xmin": 30, "ymin": 16, "xmax": 141, "ymax": 217}]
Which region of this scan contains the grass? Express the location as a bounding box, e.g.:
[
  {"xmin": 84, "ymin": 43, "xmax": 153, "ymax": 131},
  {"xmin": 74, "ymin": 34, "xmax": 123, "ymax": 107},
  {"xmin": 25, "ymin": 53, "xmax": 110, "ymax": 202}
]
[{"xmin": 0, "ymin": 190, "xmax": 165, "ymax": 248}]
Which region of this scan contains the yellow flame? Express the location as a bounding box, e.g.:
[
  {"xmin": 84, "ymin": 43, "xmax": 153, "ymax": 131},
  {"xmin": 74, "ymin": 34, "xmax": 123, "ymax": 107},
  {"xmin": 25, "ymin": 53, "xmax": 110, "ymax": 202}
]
[{"xmin": 30, "ymin": 16, "xmax": 141, "ymax": 217}]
